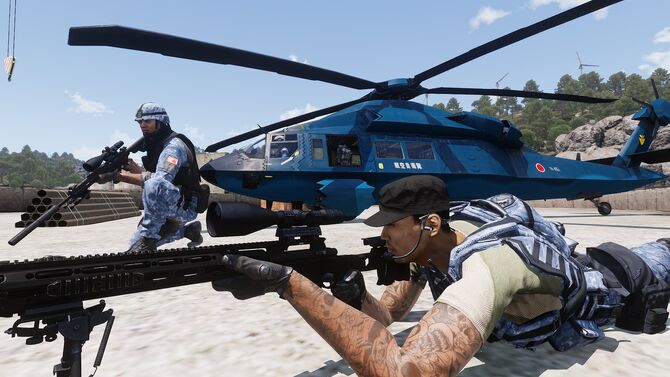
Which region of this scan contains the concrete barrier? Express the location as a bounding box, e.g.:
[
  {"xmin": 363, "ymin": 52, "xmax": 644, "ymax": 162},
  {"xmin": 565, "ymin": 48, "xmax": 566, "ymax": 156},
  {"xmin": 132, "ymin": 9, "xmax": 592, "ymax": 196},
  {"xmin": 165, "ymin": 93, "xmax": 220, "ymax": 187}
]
[
  {"xmin": 528, "ymin": 187, "xmax": 670, "ymax": 212},
  {"xmin": 0, "ymin": 186, "xmax": 39, "ymax": 212}
]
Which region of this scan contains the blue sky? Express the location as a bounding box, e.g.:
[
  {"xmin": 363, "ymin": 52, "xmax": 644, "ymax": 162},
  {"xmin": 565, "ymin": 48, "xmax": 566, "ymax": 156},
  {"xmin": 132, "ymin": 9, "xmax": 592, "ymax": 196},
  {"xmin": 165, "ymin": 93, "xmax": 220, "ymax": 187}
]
[{"xmin": 1, "ymin": 0, "xmax": 669, "ymax": 160}]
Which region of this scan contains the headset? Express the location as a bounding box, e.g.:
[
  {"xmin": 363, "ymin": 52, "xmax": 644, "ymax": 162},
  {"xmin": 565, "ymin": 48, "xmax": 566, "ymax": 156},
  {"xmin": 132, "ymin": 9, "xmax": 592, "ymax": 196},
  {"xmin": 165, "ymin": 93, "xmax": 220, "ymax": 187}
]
[{"xmin": 389, "ymin": 215, "xmax": 433, "ymax": 260}]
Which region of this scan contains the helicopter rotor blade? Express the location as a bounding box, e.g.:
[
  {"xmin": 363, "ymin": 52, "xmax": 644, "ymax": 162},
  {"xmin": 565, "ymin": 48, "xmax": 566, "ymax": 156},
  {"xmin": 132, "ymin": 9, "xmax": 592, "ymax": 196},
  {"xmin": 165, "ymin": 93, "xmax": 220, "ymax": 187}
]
[
  {"xmin": 205, "ymin": 97, "xmax": 370, "ymax": 152},
  {"xmin": 424, "ymin": 87, "xmax": 617, "ymax": 103},
  {"xmin": 413, "ymin": 0, "xmax": 621, "ymax": 85},
  {"xmin": 68, "ymin": 25, "xmax": 380, "ymax": 91}
]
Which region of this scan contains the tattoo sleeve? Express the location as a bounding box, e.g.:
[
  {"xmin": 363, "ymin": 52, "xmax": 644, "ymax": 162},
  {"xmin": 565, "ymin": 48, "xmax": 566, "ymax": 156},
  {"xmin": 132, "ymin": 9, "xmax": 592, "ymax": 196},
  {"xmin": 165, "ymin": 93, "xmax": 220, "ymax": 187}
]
[
  {"xmin": 283, "ymin": 272, "xmax": 482, "ymax": 377},
  {"xmin": 360, "ymin": 280, "xmax": 425, "ymax": 326}
]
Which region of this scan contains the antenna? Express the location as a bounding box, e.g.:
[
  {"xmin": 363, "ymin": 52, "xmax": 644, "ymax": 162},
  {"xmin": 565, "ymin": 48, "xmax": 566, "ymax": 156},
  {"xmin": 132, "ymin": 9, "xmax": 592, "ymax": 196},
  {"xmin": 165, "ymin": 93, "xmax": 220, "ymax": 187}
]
[{"xmin": 576, "ymin": 51, "xmax": 598, "ymax": 76}]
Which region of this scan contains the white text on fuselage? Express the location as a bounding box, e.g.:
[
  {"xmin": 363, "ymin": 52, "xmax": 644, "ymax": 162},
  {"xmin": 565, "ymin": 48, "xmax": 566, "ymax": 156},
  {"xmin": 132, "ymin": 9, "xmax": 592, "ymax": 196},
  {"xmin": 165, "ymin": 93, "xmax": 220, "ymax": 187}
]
[{"xmin": 394, "ymin": 162, "xmax": 423, "ymax": 170}]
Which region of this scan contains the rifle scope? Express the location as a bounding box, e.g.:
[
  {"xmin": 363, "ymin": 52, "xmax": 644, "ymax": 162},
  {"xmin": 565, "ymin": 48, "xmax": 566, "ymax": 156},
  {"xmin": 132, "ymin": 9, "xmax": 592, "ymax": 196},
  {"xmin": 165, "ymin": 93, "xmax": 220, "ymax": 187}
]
[
  {"xmin": 83, "ymin": 141, "xmax": 124, "ymax": 172},
  {"xmin": 207, "ymin": 202, "xmax": 352, "ymax": 237}
]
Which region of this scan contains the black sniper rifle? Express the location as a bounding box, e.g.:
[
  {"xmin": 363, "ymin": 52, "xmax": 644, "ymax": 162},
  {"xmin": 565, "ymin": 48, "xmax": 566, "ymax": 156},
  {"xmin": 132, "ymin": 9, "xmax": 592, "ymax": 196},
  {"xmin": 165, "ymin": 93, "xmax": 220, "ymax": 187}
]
[
  {"xmin": 8, "ymin": 137, "xmax": 145, "ymax": 246},
  {"xmin": 1, "ymin": 202, "xmax": 409, "ymax": 377}
]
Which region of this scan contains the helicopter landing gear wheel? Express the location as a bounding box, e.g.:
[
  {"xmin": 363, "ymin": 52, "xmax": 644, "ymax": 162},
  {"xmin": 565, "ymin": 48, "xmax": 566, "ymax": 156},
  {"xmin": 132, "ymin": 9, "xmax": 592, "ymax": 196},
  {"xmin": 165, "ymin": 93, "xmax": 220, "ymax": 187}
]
[{"xmin": 597, "ymin": 202, "xmax": 612, "ymax": 216}]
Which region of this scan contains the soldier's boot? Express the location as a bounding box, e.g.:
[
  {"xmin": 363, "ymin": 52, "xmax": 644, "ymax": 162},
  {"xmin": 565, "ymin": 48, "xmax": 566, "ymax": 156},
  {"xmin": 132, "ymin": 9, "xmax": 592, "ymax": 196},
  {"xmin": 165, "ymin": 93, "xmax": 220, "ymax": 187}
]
[
  {"xmin": 184, "ymin": 220, "xmax": 203, "ymax": 248},
  {"xmin": 127, "ymin": 237, "xmax": 158, "ymax": 254}
]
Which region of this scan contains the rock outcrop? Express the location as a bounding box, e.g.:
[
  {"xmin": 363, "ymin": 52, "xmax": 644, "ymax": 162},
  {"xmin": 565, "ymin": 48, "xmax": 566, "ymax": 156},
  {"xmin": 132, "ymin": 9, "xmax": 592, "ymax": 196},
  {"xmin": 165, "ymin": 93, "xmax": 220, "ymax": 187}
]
[{"xmin": 554, "ymin": 115, "xmax": 670, "ymax": 188}]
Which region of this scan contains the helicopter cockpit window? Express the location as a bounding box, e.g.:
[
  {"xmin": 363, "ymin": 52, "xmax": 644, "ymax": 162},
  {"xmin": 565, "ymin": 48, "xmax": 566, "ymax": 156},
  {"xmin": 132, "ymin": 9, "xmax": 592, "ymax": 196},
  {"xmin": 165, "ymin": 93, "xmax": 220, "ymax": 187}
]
[
  {"xmin": 269, "ymin": 134, "xmax": 298, "ymax": 159},
  {"xmin": 405, "ymin": 142, "xmax": 435, "ymax": 160},
  {"xmin": 327, "ymin": 135, "xmax": 361, "ymax": 167},
  {"xmin": 241, "ymin": 137, "xmax": 266, "ymax": 159},
  {"xmin": 375, "ymin": 141, "xmax": 404, "ymax": 159}
]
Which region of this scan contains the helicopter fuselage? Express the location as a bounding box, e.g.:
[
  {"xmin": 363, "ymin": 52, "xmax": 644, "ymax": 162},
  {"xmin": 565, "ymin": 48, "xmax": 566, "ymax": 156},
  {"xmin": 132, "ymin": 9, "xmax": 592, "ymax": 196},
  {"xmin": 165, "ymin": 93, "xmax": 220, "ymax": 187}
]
[{"xmin": 201, "ymin": 100, "xmax": 665, "ymax": 217}]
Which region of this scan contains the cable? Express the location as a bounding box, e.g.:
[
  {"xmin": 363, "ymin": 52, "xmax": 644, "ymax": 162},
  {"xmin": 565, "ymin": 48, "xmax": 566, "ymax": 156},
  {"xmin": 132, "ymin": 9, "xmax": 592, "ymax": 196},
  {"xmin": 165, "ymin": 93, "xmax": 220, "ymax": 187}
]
[
  {"xmin": 11, "ymin": 0, "xmax": 16, "ymax": 56},
  {"xmin": 6, "ymin": 0, "xmax": 10, "ymax": 57}
]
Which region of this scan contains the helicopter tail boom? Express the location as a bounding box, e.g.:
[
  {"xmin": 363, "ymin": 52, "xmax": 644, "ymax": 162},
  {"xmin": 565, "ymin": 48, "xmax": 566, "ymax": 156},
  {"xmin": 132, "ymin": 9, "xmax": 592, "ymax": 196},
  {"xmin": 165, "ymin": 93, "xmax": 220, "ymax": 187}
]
[{"xmin": 611, "ymin": 98, "xmax": 670, "ymax": 168}]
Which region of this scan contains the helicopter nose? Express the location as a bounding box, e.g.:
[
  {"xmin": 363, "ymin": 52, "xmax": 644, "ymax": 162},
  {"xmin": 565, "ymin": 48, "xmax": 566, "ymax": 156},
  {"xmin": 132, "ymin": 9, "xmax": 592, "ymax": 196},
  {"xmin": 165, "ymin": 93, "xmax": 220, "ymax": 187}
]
[{"xmin": 200, "ymin": 160, "xmax": 217, "ymax": 184}]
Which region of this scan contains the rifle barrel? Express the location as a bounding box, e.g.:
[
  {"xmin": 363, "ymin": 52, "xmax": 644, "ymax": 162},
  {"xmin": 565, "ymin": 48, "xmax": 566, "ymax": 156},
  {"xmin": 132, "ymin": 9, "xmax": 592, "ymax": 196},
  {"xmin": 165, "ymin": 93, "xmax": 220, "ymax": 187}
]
[{"xmin": 8, "ymin": 199, "xmax": 65, "ymax": 245}]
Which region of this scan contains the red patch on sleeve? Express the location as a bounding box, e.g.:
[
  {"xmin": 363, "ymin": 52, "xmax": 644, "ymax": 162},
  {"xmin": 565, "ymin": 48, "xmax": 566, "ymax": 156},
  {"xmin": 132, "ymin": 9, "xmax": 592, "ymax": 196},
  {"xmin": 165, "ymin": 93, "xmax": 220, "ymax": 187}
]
[{"xmin": 167, "ymin": 156, "xmax": 179, "ymax": 165}]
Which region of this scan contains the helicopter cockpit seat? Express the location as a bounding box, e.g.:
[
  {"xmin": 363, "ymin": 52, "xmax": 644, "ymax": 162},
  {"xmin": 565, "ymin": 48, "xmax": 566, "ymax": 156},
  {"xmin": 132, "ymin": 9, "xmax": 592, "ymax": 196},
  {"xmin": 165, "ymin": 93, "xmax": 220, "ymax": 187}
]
[{"xmin": 336, "ymin": 144, "xmax": 353, "ymax": 166}]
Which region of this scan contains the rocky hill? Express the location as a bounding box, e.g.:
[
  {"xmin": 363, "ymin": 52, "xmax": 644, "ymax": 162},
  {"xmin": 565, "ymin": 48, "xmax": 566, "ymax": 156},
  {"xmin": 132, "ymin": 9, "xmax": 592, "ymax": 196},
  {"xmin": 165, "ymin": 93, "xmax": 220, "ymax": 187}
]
[{"xmin": 553, "ymin": 115, "xmax": 670, "ymax": 188}]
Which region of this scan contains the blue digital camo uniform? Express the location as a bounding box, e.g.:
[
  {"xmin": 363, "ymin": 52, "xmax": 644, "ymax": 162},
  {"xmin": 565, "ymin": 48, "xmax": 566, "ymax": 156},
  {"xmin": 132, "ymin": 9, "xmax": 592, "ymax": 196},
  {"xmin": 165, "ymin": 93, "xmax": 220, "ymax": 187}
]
[{"xmin": 128, "ymin": 137, "xmax": 198, "ymax": 248}]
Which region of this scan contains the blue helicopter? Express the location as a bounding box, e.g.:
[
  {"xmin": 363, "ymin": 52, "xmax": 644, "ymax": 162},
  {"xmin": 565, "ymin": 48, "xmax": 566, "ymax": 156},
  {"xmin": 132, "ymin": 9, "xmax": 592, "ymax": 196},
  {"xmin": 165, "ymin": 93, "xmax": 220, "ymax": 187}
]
[{"xmin": 68, "ymin": 0, "xmax": 669, "ymax": 217}]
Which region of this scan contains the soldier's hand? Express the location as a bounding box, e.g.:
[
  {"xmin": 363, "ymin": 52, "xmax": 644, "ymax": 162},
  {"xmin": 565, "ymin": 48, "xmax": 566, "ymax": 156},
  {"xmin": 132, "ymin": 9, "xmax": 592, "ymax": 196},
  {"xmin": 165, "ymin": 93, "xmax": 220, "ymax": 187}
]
[
  {"xmin": 330, "ymin": 269, "xmax": 366, "ymax": 310},
  {"xmin": 97, "ymin": 171, "xmax": 120, "ymax": 184},
  {"xmin": 212, "ymin": 255, "xmax": 293, "ymax": 299},
  {"xmin": 124, "ymin": 158, "xmax": 143, "ymax": 174}
]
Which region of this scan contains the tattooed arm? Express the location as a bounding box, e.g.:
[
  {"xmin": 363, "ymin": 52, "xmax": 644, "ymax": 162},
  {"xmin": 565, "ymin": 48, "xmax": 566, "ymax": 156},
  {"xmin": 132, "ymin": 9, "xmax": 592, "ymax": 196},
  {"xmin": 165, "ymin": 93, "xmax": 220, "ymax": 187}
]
[
  {"xmin": 284, "ymin": 272, "xmax": 482, "ymax": 377},
  {"xmin": 361, "ymin": 280, "xmax": 426, "ymax": 326}
]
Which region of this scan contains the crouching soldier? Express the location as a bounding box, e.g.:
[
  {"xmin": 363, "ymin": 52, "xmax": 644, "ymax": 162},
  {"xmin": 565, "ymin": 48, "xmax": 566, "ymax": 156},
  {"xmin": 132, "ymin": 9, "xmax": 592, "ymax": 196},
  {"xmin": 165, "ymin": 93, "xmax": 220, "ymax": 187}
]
[{"xmin": 99, "ymin": 103, "xmax": 209, "ymax": 253}]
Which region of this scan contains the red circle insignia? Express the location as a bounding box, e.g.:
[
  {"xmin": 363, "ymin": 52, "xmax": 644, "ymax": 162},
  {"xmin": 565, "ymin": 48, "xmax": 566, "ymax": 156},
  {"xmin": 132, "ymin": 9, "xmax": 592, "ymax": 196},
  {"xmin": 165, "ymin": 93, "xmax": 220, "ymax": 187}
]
[{"xmin": 535, "ymin": 163, "xmax": 545, "ymax": 173}]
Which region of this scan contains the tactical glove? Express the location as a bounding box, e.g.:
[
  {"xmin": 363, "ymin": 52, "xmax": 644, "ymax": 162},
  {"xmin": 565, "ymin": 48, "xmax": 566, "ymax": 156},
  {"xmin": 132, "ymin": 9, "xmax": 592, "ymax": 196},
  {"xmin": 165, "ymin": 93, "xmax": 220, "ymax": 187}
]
[
  {"xmin": 330, "ymin": 269, "xmax": 366, "ymax": 310},
  {"xmin": 212, "ymin": 255, "xmax": 293, "ymax": 300}
]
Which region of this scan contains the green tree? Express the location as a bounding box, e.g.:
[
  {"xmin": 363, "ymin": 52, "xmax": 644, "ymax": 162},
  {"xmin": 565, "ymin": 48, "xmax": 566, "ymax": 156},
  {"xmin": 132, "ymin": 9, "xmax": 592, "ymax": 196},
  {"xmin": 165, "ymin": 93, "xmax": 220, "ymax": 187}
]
[
  {"xmin": 495, "ymin": 87, "xmax": 520, "ymax": 116},
  {"xmin": 578, "ymin": 71, "xmax": 604, "ymax": 94},
  {"xmin": 446, "ymin": 97, "xmax": 463, "ymax": 113},
  {"xmin": 651, "ymin": 68, "xmax": 670, "ymax": 88},
  {"xmin": 471, "ymin": 95, "xmax": 497, "ymax": 117},
  {"xmin": 431, "ymin": 102, "xmax": 447, "ymax": 111},
  {"xmin": 606, "ymin": 71, "xmax": 626, "ymax": 97},
  {"xmin": 521, "ymin": 80, "xmax": 541, "ymax": 106}
]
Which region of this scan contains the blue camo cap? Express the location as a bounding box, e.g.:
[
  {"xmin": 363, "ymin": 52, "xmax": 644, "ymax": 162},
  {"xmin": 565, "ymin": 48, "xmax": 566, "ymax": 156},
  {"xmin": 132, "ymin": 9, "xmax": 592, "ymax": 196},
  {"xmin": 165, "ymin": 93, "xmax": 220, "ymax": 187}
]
[{"xmin": 135, "ymin": 102, "xmax": 170, "ymax": 125}]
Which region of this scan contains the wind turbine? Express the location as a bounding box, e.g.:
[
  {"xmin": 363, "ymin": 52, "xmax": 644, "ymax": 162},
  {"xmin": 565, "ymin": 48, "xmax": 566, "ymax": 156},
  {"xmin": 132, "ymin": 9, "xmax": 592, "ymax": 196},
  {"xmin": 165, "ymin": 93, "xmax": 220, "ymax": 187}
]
[
  {"xmin": 495, "ymin": 72, "xmax": 509, "ymax": 89},
  {"xmin": 576, "ymin": 51, "xmax": 598, "ymax": 76},
  {"xmin": 494, "ymin": 73, "xmax": 509, "ymax": 115}
]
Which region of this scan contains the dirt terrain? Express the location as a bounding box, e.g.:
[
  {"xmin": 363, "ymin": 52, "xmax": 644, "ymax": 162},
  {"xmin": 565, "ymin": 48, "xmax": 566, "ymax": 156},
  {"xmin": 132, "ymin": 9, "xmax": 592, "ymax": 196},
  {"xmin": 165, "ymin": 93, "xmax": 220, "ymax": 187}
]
[{"xmin": 0, "ymin": 207, "xmax": 668, "ymax": 376}]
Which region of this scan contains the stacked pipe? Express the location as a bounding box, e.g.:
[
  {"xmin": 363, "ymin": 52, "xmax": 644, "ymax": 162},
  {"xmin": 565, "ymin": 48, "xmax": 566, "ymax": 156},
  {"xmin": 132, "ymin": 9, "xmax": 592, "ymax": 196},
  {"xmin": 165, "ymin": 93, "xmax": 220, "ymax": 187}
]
[{"xmin": 15, "ymin": 189, "xmax": 141, "ymax": 228}]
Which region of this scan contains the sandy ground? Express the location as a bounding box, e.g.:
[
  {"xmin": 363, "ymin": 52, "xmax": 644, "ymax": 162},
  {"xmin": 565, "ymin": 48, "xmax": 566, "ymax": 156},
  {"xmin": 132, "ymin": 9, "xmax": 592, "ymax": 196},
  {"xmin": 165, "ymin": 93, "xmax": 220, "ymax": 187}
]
[{"xmin": 0, "ymin": 207, "xmax": 669, "ymax": 377}]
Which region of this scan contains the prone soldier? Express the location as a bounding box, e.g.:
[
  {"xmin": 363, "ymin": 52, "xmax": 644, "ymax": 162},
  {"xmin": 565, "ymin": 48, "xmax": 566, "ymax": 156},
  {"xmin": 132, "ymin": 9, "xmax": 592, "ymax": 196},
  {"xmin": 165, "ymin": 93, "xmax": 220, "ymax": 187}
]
[{"xmin": 212, "ymin": 175, "xmax": 670, "ymax": 376}]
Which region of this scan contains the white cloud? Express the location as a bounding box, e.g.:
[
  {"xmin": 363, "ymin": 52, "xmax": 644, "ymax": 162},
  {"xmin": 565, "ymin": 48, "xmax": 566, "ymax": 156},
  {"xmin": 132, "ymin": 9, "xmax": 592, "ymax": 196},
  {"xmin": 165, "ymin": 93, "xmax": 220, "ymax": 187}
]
[
  {"xmin": 279, "ymin": 103, "xmax": 319, "ymax": 121},
  {"xmin": 183, "ymin": 126, "xmax": 205, "ymax": 143},
  {"xmin": 469, "ymin": 7, "xmax": 511, "ymax": 30},
  {"xmin": 64, "ymin": 90, "xmax": 113, "ymax": 116},
  {"xmin": 594, "ymin": 8, "xmax": 608, "ymax": 20},
  {"xmin": 529, "ymin": 0, "xmax": 587, "ymax": 10},
  {"xmin": 639, "ymin": 50, "xmax": 670, "ymax": 74},
  {"xmin": 71, "ymin": 145, "xmax": 101, "ymax": 161},
  {"xmin": 110, "ymin": 129, "xmax": 134, "ymax": 146},
  {"xmin": 529, "ymin": 0, "xmax": 609, "ymax": 20},
  {"xmin": 654, "ymin": 27, "xmax": 670, "ymax": 44},
  {"xmin": 288, "ymin": 54, "xmax": 309, "ymax": 64}
]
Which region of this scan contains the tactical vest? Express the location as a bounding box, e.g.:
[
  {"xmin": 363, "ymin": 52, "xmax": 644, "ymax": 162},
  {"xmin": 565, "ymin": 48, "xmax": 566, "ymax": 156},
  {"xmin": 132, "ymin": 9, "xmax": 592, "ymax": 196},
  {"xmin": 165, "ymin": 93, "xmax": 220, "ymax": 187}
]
[
  {"xmin": 142, "ymin": 131, "xmax": 202, "ymax": 210},
  {"xmin": 420, "ymin": 194, "xmax": 628, "ymax": 351}
]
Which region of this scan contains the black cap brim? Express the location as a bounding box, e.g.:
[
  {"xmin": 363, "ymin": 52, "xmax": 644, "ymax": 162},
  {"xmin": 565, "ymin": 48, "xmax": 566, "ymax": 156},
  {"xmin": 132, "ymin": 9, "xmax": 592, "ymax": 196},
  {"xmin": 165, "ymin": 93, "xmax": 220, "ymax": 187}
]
[{"xmin": 364, "ymin": 209, "xmax": 412, "ymax": 227}]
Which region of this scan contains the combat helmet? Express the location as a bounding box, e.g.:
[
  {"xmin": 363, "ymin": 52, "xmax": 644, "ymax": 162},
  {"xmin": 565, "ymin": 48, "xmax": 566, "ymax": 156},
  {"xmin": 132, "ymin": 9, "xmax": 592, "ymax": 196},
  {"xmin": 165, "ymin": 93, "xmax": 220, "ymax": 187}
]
[{"xmin": 135, "ymin": 102, "xmax": 170, "ymax": 126}]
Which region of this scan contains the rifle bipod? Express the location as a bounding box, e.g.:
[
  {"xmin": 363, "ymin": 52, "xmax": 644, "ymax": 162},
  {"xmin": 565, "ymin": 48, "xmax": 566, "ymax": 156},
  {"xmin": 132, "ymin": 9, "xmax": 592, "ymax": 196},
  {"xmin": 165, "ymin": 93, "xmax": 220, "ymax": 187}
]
[{"xmin": 5, "ymin": 300, "xmax": 115, "ymax": 377}]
